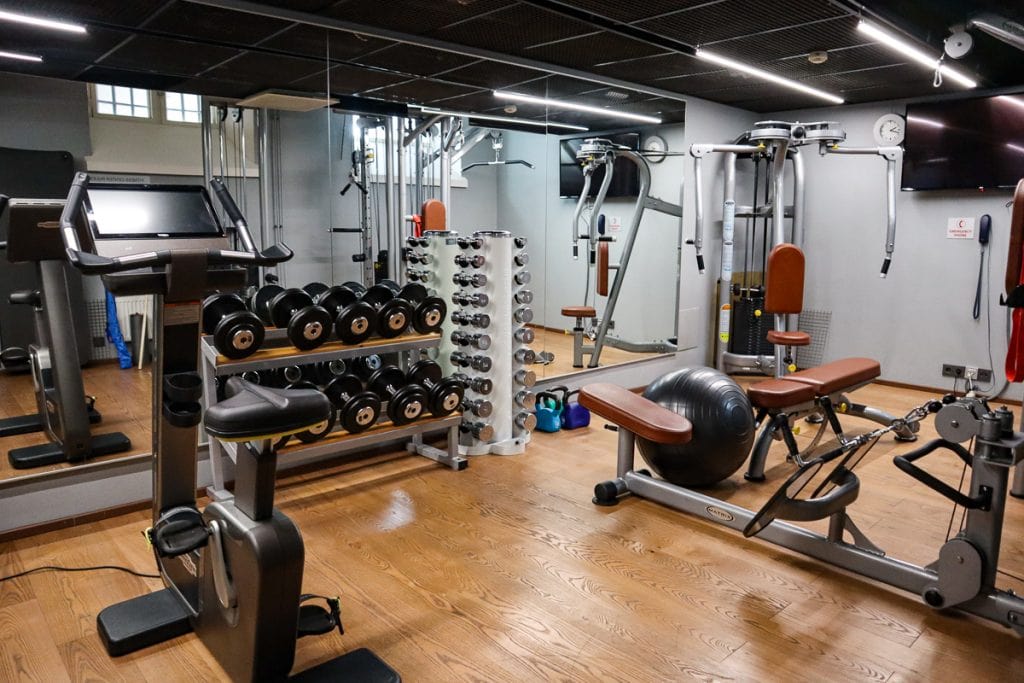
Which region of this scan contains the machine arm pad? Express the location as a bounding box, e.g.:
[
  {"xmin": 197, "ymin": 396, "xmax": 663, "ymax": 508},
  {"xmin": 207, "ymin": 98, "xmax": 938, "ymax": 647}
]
[{"xmin": 579, "ymin": 383, "xmax": 691, "ymax": 444}]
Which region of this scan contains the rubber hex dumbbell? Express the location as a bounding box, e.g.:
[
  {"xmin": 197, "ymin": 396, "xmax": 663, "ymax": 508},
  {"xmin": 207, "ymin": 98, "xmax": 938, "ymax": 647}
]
[
  {"xmin": 202, "ymin": 293, "xmax": 264, "ymax": 360},
  {"xmin": 316, "ymin": 285, "xmax": 377, "ymax": 344},
  {"xmin": 451, "ymin": 331, "xmax": 490, "ymax": 350},
  {"xmin": 361, "ymin": 364, "xmax": 427, "ymax": 425},
  {"xmin": 323, "ymin": 374, "xmax": 381, "ymax": 434},
  {"xmin": 250, "ymin": 283, "xmax": 285, "ymax": 325},
  {"xmin": 452, "ymin": 373, "xmax": 493, "ymax": 395},
  {"xmin": 390, "ymin": 282, "xmax": 447, "ymax": 334},
  {"xmin": 407, "ymin": 360, "xmax": 465, "ymax": 417},
  {"xmin": 267, "ymin": 288, "xmax": 333, "ymax": 350},
  {"xmin": 450, "ymin": 352, "xmax": 492, "ymax": 372},
  {"xmin": 360, "ymin": 284, "xmax": 414, "ymax": 338}
]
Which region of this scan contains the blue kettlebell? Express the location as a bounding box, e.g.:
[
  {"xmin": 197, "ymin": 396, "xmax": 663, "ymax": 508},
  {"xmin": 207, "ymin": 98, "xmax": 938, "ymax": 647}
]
[
  {"xmin": 559, "ymin": 388, "xmax": 591, "ymax": 430},
  {"xmin": 534, "ymin": 389, "xmax": 564, "ymax": 433}
]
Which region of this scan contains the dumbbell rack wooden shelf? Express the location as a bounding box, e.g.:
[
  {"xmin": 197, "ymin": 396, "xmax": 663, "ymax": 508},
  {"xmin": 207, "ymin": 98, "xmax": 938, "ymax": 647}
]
[{"xmin": 200, "ymin": 329, "xmax": 466, "ymax": 501}]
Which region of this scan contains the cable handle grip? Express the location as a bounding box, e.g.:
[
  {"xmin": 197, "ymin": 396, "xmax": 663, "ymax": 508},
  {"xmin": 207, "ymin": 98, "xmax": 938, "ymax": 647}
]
[
  {"xmin": 879, "ymin": 257, "xmax": 891, "ymax": 278},
  {"xmin": 892, "ymin": 438, "xmax": 986, "ymax": 510}
]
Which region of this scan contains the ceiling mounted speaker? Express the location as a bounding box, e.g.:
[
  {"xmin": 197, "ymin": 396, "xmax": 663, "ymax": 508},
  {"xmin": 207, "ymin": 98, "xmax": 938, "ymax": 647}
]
[
  {"xmin": 944, "ymin": 30, "xmax": 974, "ymax": 59},
  {"xmin": 807, "ymin": 51, "xmax": 829, "ymax": 64}
]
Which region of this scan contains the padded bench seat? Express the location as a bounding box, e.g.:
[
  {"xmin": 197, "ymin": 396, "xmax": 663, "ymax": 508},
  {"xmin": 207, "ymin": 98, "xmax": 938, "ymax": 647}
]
[
  {"xmin": 562, "ymin": 305, "xmax": 596, "ymax": 318},
  {"xmin": 580, "ymin": 383, "xmax": 692, "ymax": 444},
  {"xmin": 786, "ymin": 357, "xmax": 881, "ymax": 396},
  {"xmin": 748, "ymin": 378, "xmax": 817, "ymax": 410}
]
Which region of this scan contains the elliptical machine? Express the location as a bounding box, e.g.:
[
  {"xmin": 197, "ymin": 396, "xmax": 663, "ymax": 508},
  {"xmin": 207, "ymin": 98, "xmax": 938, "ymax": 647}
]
[
  {"xmin": 58, "ymin": 174, "xmax": 399, "ymax": 682},
  {"xmin": 0, "ymin": 195, "xmax": 131, "ymax": 468}
]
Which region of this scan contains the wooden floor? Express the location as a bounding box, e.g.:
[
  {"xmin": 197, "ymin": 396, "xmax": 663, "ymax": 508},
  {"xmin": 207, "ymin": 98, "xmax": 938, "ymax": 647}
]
[
  {"xmin": 0, "ymin": 362, "xmax": 152, "ymax": 481},
  {"xmin": 530, "ymin": 326, "xmax": 661, "ymax": 380},
  {"xmin": 2, "ymin": 381, "xmax": 1024, "ymax": 681}
]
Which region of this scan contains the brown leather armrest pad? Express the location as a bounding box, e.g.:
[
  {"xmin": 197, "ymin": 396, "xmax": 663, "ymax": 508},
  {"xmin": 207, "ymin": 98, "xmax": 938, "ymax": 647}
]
[
  {"xmin": 580, "ymin": 383, "xmax": 692, "ymax": 444},
  {"xmin": 597, "ymin": 242, "xmax": 609, "ymax": 296}
]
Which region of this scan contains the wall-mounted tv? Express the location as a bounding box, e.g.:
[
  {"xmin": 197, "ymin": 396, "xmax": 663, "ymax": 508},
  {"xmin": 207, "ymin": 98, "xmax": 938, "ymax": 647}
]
[
  {"xmin": 902, "ymin": 94, "xmax": 1024, "ymax": 191},
  {"xmin": 559, "ymin": 132, "xmax": 640, "ymax": 198}
]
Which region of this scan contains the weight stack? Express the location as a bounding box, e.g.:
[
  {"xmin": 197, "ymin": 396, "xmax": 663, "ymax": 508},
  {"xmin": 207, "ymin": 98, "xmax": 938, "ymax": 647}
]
[
  {"xmin": 728, "ymin": 295, "xmax": 774, "ymax": 356},
  {"xmin": 455, "ymin": 231, "xmax": 535, "ymax": 456},
  {"xmin": 408, "ymin": 230, "xmax": 460, "ymax": 376}
]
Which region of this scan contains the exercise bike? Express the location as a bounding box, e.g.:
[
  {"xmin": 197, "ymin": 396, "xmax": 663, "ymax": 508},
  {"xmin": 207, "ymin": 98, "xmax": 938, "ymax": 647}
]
[
  {"xmin": 0, "ymin": 195, "xmax": 131, "ymax": 468},
  {"xmin": 58, "ymin": 174, "xmax": 399, "ymax": 681}
]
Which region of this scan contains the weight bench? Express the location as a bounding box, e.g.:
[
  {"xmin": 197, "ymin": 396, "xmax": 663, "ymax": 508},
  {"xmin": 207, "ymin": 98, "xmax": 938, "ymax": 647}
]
[{"xmin": 745, "ymin": 356, "xmax": 917, "ymax": 481}]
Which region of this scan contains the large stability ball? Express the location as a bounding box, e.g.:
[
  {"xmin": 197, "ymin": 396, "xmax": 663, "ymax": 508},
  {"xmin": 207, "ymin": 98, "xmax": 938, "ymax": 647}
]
[{"xmin": 637, "ymin": 367, "xmax": 755, "ymax": 487}]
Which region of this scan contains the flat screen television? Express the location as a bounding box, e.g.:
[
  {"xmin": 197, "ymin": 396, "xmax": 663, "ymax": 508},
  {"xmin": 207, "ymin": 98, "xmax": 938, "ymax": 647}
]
[
  {"xmin": 559, "ymin": 132, "xmax": 640, "ymax": 198},
  {"xmin": 902, "ymin": 94, "xmax": 1024, "ymax": 191}
]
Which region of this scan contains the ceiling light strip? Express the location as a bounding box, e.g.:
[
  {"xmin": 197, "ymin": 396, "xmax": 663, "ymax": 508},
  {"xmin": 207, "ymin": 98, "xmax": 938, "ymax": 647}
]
[
  {"xmin": 857, "ymin": 21, "xmax": 977, "ymax": 89},
  {"xmin": 0, "ymin": 50, "xmax": 42, "ymax": 62},
  {"xmin": 493, "ymin": 91, "xmax": 662, "ymax": 124},
  {"xmin": 694, "ymin": 49, "xmax": 844, "ymax": 104},
  {"xmin": 418, "ymin": 107, "xmax": 589, "ymax": 132},
  {"xmin": 0, "ymin": 9, "xmax": 86, "ymax": 34}
]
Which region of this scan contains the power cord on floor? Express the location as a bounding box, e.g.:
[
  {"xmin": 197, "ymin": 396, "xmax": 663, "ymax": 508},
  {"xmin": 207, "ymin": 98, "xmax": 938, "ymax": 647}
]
[{"xmin": 0, "ymin": 564, "xmax": 160, "ymax": 583}]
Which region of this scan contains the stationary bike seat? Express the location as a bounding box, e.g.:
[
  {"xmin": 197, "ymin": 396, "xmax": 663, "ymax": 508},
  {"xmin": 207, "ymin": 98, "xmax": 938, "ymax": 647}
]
[{"xmin": 205, "ymin": 378, "xmax": 331, "ymax": 442}]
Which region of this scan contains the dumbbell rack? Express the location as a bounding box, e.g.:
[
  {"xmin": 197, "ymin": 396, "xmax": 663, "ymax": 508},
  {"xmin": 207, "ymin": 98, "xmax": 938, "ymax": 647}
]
[
  {"xmin": 415, "ymin": 231, "xmax": 540, "ymax": 458},
  {"xmin": 200, "ymin": 328, "xmax": 466, "ymax": 500}
]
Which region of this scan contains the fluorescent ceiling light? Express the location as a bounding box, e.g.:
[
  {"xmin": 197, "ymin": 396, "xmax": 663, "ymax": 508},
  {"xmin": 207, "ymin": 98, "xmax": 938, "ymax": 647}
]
[
  {"xmin": 1006, "ymin": 142, "xmax": 1024, "ymax": 154},
  {"xmin": 0, "ymin": 9, "xmax": 86, "ymax": 33},
  {"xmin": 0, "ymin": 50, "xmax": 42, "ymax": 62},
  {"xmin": 493, "ymin": 91, "xmax": 662, "ymax": 124},
  {"xmin": 857, "ymin": 20, "xmax": 976, "ymax": 88},
  {"xmin": 694, "ymin": 49, "xmax": 844, "ymax": 104},
  {"xmin": 906, "ymin": 114, "xmax": 944, "ymax": 128},
  {"xmin": 997, "ymin": 95, "xmax": 1024, "ymax": 111},
  {"xmin": 418, "ymin": 106, "xmax": 589, "ymax": 132}
]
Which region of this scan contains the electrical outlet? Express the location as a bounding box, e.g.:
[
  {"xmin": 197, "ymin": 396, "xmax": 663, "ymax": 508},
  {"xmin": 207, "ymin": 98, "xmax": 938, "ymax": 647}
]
[
  {"xmin": 978, "ymin": 368, "xmax": 993, "ymax": 383},
  {"xmin": 965, "ymin": 366, "xmax": 978, "ymax": 380},
  {"xmin": 942, "ymin": 363, "xmax": 965, "ymax": 378}
]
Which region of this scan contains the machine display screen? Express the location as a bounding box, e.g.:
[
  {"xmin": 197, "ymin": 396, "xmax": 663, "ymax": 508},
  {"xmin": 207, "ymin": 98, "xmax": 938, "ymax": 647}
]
[{"xmin": 86, "ymin": 185, "xmax": 223, "ymax": 238}]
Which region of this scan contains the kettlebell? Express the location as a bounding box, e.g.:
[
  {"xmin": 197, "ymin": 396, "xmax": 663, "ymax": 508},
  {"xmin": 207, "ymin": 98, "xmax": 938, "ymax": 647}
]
[
  {"xmin": 559, "ymin": 388, "xmax": 591, "ymax": 430},
  {"xmin": 534, "ymin": 390, "xmax": 563, "ymax": 433}
]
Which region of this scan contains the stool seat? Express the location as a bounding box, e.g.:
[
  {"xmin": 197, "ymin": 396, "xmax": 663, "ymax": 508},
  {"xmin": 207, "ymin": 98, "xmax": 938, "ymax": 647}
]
[
  {"xmin": 786, "ymin": 357, "xmax": 881, "ymax": 395},
  {"xmin": 748, "ymin": 378, "xmax": 818, "ymax": 410},
  {"xmin": 205, "ymin": 378, "xmax": 331, "ymax": 442},
  {"xmin": 766, "ymin": 330, "xmax": 811, "ymax": 346},
  {"xmin": 562, "ymin": 305, "xmax": 596, "ymax": 318}
]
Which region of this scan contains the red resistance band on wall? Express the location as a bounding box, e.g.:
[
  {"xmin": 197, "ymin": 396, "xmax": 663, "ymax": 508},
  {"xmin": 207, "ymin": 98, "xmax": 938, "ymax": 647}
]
[{"xmin": 1003, "ymin": 179, "xmax": 1024, "ymax": 382}]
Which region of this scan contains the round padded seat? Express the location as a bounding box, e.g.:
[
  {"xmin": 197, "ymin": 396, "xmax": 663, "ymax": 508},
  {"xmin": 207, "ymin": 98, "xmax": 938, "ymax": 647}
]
[
  {"xmin": 562, "ymin": 306, "xmax": 596, "ymax": 318},
  {"xmin": 766, "ymin": 330, "xmax": 811, "ymax": 346}
]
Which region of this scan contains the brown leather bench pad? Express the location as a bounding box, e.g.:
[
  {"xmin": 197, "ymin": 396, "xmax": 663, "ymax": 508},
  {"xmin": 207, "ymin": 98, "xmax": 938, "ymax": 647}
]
[
  {"xmin": 786, "ymin": 357, "xmax": 881, "ymax": 395},
  {"xmin": 562, "ymin": 305, "xmax": 596, "ymax": 318},
  {"xmin": 580, "ymin": 383, "xmax": 692, "ymax": 444},
  {"xmin": 766, "ymin": 330, "xmax": 811, "ymax": 346},
  {"xmin": 747, "ymin": 378, "xmax": 817, "ymax": 410}
]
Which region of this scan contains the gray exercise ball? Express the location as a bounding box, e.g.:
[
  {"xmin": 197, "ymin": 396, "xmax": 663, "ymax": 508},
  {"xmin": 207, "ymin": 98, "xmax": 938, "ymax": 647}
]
[{"xmin": 637, "ymin": 366, "xmax": 755, "ymax": 487}]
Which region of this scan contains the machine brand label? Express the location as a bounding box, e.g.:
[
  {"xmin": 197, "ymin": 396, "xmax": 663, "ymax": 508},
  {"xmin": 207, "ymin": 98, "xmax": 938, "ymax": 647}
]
[{"xmin": 706, "ymin": 505, "xmax": 734, "ymax": 522}]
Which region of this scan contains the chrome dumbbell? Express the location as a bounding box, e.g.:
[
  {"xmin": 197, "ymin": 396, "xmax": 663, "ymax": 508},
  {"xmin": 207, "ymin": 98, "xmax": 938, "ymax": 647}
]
[
  {"xmin": 454, "ymin": 253, "xmax": 485, "ymax": 268},
  {"xmin": 461, "ymin": 421, "xmax": 494, "ymax": 441},
  {"xmin": 514, "ymin": 290, "xmax": 533, "ymax": 305},
  {"xmin": 514, "ymin": 348, "xmax": 536, "ymax": 364},
  {"xmin": 453, "ymin": 373, "xmax": 493, "ymax": 395},
  {"xmin": 406, "ymin": 268, "xmax": 432, "ymax": 282},
  {"xmin": 513, "ymin": 307, "xmax": 534, "ymax": 324},
  {"xmin": 450, "ymin": 352, "xmax": 492, "ymax": 372},
  {"xmin": 453, "ymin": 272, "xmax": 487, "ymax": 288},
  {"xmin": 451, "ymin": 331, "xmax": 491, "ymax": 350},
  {"xmin": 515, "ymin": 369, "xmax": 536, "ymax": 387},
  {"xmin": 514, "ymin": 236, "xmax": 527, "ymax": 248},
  {"xmin": 513, "ymin": 270, "xmax": 531, "ymax": 285},
  {"xmin": 406, "ymin": 236, "xmax": 429, "ymax": 248},
  {"xmin": 452, "ymin": 311, "xmax": 491, "ymax": 329},
  {"xmin": 461, "ymin": 398, "xmax": 493, "ymax": 418},
  {"xmin": 453, "ymin": 291, "xmax": 489, "ymax": 307},
  {"xmin": 515, "ymin": 411, "xmax": 538, "ymax": 431},
  {"xmin": 457, "ymin": 236, "xmax": 483, "ymax": 250},
  {"xmin": 514, "ymin": 252, "xmax": 529, "ymax": 266},
  {"xmin": 514, "ymin": 327, "xmax": 534, "ymax": 344},
  {"xmin": 407, "ymin": 252, "xmax": 433, "ymax": 265},
  {"xmin": 515, "ymin": 390, "xmax": 536, "ymax": 409}
]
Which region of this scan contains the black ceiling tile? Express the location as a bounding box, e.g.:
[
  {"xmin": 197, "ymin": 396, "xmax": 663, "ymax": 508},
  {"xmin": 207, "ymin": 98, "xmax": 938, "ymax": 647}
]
[
  {"xmin": 636, "ymin": 0, "xmax": 847, "ymax": 46},
  {"xmin": 429, "ymin": 4, "xmax": 594, "ymax": 54},
  {"xmin": 289, "ymin": 62, "xmax": 408, "ymax": 94},
  {"xmin": 259, "ymin": 24, "xmax": 391, "ymax": 60},
  {"xmin": 0, "ymin": 59, "xmax": 88, "ymax": 82},
  {"xmin": 439, "ymin": 60, "xmax": 546, "ymax": 90},
  {"xmin": 144, "ymin": 1, "xmax": 295, "ymax": 45},
  {"xmin": 321, "ymin": 0, "xmax": 511, "ymax": 36},
  {"xmin": 202, "ymin": 51, "xmax": 326, "ymax": 85},
  {"xmin": 591, "ymin": 51, "xmax": 705, "ymax": 81},
  {"xmin": 539, "ymin": 0, "xmax": 719, "ymax": 24},
  {"xmin": 704, "ymin": 15, "xmax": 861, "ymax": 63},
  {"xmin": 510, "ymin": 75, "xmax": 605, "ymax": 98},
  {"xmin": 0, "ymin": 25, "xmax": 128, "ymax": 64},
  {"xmin": 766, "ymin": 44, "xmax": 908, "ymax": 80},
  {"xmin": 98, "ymin": 35, "xmax": 240, "ymax": 76},
  {"xmin": 0, "ymin": 0, "xmax": 167, "ymax": 28},
  {"xmin": 75, "ymin": 65, "xmax": 191, "ymax": 91},
  {"xmin": 171, "ymin": 76, "xmax": 264, "ymax": 100},
  {"xmin": 434, "ymin": 92, "xmax": 508, "ymax": 114},
  {"xmin": 251, "ymin": 0, "xmax": 340, "ymax": 12},
  {"xmin": 355, "ymin": 44, "xmax": 474, "ymax": 78},
  {"xmin": 368, "ymin": 79, "xmax": 481, "ymax": 104},
  {"xmin": 525, "ymin": 32, "xmax": 665, "ymax": 69}
]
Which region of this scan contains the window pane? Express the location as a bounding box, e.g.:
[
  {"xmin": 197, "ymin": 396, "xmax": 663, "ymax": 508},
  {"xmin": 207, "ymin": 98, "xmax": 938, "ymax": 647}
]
[
  {"xmin": 114, "ymin": 86, "xmax": 131, "ymax": 104},
  {"xmin": 95, "ymin": 84, "xmax": 112, "ymax": 102},
  {"xmin": 133, "ymin": 106, "xmax": 149, "ymax": 118},
  {"xmin": 166, "ymin": 92, "xmax": 182, "ymax": 109},
  {"xmin": 115, "ymin": 104, "xmax": 132, "ymax": 116},
  {"xmin": 183, "ymin": 94, "xmax": 200, "ymax": 112},
  {"xmin": 167, "ymin": 109, "xmax": 183, "ymax": 122},
  {"xmin": 184, "ymin": 110, "xmax": 201, "ymax": 123},
  {"xmin": 97, "ymin": 101, "xmax": 114, "ymax": 115},
  {"xmin": 132, "ymin": 88, "xmax": 147, "ymax": 105}
]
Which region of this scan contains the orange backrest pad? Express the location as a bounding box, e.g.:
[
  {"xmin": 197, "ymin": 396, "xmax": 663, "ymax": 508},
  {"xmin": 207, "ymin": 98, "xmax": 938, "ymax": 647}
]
[
  {"xmin": 1005, "ymin": 179, "xmax": 1024, "ymax": 295},
  {"xmin": 421, "ymin": 199, "xmax": 446, "ymax": 231},
  {"xmin": 764, "ymin": 243, "xmax": 804, "ymax": 314},
  {"xmin": 597, "ymin": 242, "xmax": 610, "ymax": 296}
]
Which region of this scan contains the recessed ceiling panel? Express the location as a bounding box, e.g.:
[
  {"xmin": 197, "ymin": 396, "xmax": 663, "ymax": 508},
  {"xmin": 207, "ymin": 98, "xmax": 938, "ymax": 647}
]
[
  {"xmin": 0, "ymin": 0, "xmax": 167, "ymax": 27},
  {"xmin": 525, "ymin": 32, "xmax": 665, "ymax": 69},
  {"xmin": 369, "ymin": 78, "xmax": 481, "ymax": 104},
  {"xmin": 97, "ymin": 35, "xmax": 240, "ymax": 77},
  {"xmin": 259, "ymin": 24, "xmax": 392, "ymax": 60},
  {"xmin": 321, "ymin": 0, "xmax": 511, "ymax": 36},
  {"xmin": 439, "ymin": 60, "xmax": 546, "ymax": 90},
  {"xmin": 429, "ymin": 4, "xmax": 594, "ymax": 54},
  {"xmin": 637, "ymin": 0, "xmax": 847, "ymax": 46},
  {"xmin": 356, "ymin": 44, "xmax": 475, "ymax": 78},
  {"xmin": 289, "ymin": 62, "xmax": 409, "ymax": 94},
  {"xmin": 145, "ymin": 1, "xmax": 295, "ymax": 45}
]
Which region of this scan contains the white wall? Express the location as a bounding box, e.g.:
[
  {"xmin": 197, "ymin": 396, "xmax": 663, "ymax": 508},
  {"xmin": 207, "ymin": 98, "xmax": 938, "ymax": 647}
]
[
  {"xmin": 766, "ymin": 100, "xmax": 1014, "ymax": 394},
  {"xmin": 496, "ymin": 97, "xmax": 758, "ymax": 363},
  {"xmin": 0, "ymin": 73, "xmax": 92, "ymax": 159}
]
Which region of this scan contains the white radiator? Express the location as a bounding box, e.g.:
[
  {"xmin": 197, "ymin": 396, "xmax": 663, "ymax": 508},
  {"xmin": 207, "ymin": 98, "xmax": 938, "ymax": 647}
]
[{"xmin": 113, "ymin": 295, "xmax": 154, "ymax": 341}]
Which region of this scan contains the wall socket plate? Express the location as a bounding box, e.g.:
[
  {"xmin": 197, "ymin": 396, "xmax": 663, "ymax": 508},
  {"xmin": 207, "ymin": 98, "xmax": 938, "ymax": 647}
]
[
  {"xmin": 942, "ymin": 363, "xmax": 965, "ymax": 378},
  {"xmin": 941, "ymin": 363, "xmax": 992, "ymax": 383}
]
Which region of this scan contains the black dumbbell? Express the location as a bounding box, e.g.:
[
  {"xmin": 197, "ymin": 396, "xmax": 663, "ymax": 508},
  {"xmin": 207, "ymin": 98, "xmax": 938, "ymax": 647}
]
[
  {"xmin": 361, "ymin": 284, "xmax": 414, "ymax": 338},
  {"xmin": 514, "ymin": 327, "xmax": 535, "ymax": 344},
  {"xmin": 452, "ymin": 373, "xmax": 493, "ymax": 395},
  {"xmin": 514, "ymin": 290, "xmax": 533, "ymax": 305},
  {"xmin": 453, "ymin": 291, "xmax": 488, "ymax": 308},
  {"xmin": 341, "ymin": 281, "xmax": 367, "ymax": 295},
  {"xmin": 407, "ymin": 360, "xmax": 465, "ymax": 417},
  {"xmin": 267, "ymin": 288, "xmax": 333, "ymax": 350},
  {"xmin": 454, "ymin": 254, "xmax": 484, "ymax": 268},
  {"xmin": 278, "ymin": 380, "xmax": 336, "ymax": 445},
  {"xmin": 303, "ymin": 282, "xmax": 330, "ymax": 300},
  {"xmin": 323, "ymin": 374, "xmax": 381, "ymax": 434},
  {"xmin": 312, "ymin": 359, "xmax": 347, "ymax": 386},
  {"xmin": 461, "ymin": 398, "xmax": 493, "ymax": 418},
  {"xmin": 250, "ymin": 284, "xmax": 284, "ymax": 325},
  {"xmin": 453, "ymin": 272, "xmax": 486, "ymax": 288},
  {"xmin": 388, "ymin": 282, "xmax": 447, "ymax": 334},
  {"xmin": 202, "ymin": 293, "xmax": 264, "ymax": 360},
  {"xmin": 316, "ymin": 285, "xmax": 377, "ymax": 344},
  {"xmin": 461, "ymin": 421, "xmax": 494, "ymax": 441},
  {"xmin": 450, "ymin": 352, "xmax": 492, "ymax": 372},
  {"xmin": 451, "ymin": 331, "xmax": 490, "ymax": 350},
  {"xmin": 349, "ymin": 354, "xmax": 382, "ymax": 378},
  {"xmin": 361, "ymin": 365, "xmax": 427, "ymax": 425},
  {"xmin": 452, "ymin": 311, "xmax": 490, "ymax": 329}
]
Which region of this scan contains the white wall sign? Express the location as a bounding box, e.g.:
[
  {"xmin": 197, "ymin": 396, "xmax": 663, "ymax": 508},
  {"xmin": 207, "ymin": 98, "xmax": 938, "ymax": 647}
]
[
  {"xmin": 946, "ymin": 217, "xmax": 975, "ymax": 239},
  {"xmin": 91, "ymin": 173, "xmax": 152, "ymax": 184},
  {"xmin": 607, "ymin": 215, "xmax": 622, "ymax": 233}
]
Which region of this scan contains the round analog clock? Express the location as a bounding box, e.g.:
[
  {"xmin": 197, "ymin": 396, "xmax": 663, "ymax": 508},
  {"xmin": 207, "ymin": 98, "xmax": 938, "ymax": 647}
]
[
  {"xmin": 873, "ymin": 113, "xmax": 905, "ymax": 145},
  {"xmin": 643, "ymin": 135, "xmax": 668, "ymax": 163}
]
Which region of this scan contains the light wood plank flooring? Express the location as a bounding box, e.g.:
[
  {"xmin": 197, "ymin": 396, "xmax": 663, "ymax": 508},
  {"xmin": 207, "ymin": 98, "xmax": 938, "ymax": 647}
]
[
  {"xmin": 2, "ymin": 381, "xmax": 1024, "ymax": 681},
  {"xmin": 530, "ymin": 325, "xmax": 661, "ymax": 380}
]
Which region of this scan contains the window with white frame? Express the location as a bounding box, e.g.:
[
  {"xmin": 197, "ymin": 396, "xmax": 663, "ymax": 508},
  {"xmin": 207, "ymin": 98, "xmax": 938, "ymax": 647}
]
[
  {"xmin": 165, "ymin": 91, "xmax": 201, "ymax": 123},
  {"xmin": 94, "ymin": 84, "xmax": 150, "ymax": 118}
]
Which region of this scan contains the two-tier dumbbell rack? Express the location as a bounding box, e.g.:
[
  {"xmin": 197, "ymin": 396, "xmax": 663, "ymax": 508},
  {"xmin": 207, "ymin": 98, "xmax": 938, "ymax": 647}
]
[
  {"xmin": 201, "ymin": 327, "xmax": 466, "ymax": 501},
  {"xmin": 412, "ymin": 230, "xmax": 536, "ymax": 456}
]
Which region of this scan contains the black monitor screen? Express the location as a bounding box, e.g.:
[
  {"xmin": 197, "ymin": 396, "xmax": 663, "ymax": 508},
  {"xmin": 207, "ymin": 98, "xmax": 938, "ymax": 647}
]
[
  {"xmin": 902, "ymin": 94, "xmax": 1024, "ymax": 191},
  {"xmin": 559, "ymin": 133, "xmax": 640, "ymax": 198},
  {"xmin": 86, "ymin": 185, "xmax": 223, "ymax": 238}
]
